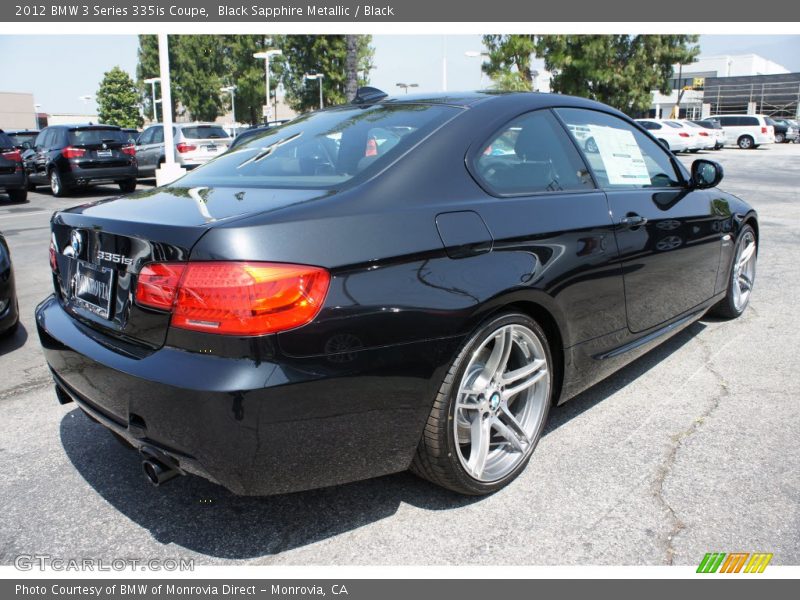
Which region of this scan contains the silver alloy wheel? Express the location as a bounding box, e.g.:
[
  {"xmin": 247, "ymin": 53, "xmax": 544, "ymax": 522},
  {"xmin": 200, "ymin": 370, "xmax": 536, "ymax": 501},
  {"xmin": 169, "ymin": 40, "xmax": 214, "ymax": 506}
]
[
  {"xmin": 739, "ymin": 136, "xmax": 753, "ymax": 149},
  {"xmin": 50, "ymin": 171, "xmax": 60, "ymax": 195},
  {"xmin": 453, "ymin": 323, "xmax": 550, "ymax": 482},
  {"xmin": 732, "ymin": 230, "xmax": 757, "ymax": 312}
]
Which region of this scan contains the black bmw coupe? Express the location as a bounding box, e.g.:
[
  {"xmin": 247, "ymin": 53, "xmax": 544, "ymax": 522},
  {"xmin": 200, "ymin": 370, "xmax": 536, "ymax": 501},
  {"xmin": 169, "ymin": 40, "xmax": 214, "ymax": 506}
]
[{"xmin": 36, "ymin": 90, "xmax": 758, "ymax": 495}]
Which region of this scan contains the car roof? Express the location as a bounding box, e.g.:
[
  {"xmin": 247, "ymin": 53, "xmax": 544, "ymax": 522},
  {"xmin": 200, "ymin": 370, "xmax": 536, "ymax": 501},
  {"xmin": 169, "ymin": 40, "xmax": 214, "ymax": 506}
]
[
  {"xmin": 4, "ymin": 129, "xmax": 39, "ymax": 134},
  {"xmin": 47, "ymin": 123, "xmax": 122, "ymax": 129}
]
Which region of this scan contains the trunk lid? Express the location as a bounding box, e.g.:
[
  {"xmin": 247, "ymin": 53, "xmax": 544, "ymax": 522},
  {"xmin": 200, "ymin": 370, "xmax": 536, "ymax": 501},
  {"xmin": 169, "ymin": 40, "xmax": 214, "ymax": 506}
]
[{"xmin": 51, "ymin": 185, "xmax": 330, "ymax": 349}]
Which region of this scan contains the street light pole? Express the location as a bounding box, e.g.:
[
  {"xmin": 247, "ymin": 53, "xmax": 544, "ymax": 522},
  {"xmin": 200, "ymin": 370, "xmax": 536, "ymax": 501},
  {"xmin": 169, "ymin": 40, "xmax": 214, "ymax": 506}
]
[
  {"xmin": 254, "ymin": 49, "xmax": 282, "ymax": 122},
  {"xmin": 396, "ymin": 83, "xmax": 419, "ymax": 94},
  {"xmin": 220, "ymin": 85, "xmax": 237, "ymax": 130},
  {"xmin": 144, "ymin": 77, "xmax": 161, "ymax": 122},
  {"xmin": 465, "ymin": 51, "xmax": 488, "ymax": 88},
  {"xmin": 304, "ymin": 73, "xmax": 325, "ymax": 109}
]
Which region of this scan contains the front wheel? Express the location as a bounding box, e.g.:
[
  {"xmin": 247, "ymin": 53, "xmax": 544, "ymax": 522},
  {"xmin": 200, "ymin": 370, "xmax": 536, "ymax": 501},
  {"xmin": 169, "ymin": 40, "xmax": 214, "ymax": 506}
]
[
  {"xmin": 711, "ymin": 225, "xmax": 757, "ymax": 319},
  {"xmin": 6, "ymin": 188, "xmax": 27, "ymax": 202},
  {"xmin": 411, "ymin": 312, "xmax": 553, "ymax": 495}
]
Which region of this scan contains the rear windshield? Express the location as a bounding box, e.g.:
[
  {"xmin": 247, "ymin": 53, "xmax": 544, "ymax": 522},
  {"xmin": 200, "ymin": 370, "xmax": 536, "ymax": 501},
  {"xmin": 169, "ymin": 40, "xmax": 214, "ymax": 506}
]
[
  {"xmin": 180, "ymin": 126, "xmax": 229, "ymax": 140},
  {"xmin": 0, "ymin": 132, "xmax": 14, "ymax": 149},
  {"xmin": 178, "ymin": 103, "xmax": 461, "ymax": 190},
  {"xmin": 68, "ymin": 128, "xmax": 128, "ymax": 146},
  {"xmin": 7, "ymin": 132, "xmax": 37, "ymax": 147},
  {"xmin": 664, "ymin": 122, "xmax": 683, "ymax": 128}
]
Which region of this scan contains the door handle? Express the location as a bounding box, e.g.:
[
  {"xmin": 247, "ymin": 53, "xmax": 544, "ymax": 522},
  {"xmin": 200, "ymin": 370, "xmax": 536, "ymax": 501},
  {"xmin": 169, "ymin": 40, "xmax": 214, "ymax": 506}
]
[{"xmin": 619, "ymin": 214, "xmax": 648, "ymax": 228}]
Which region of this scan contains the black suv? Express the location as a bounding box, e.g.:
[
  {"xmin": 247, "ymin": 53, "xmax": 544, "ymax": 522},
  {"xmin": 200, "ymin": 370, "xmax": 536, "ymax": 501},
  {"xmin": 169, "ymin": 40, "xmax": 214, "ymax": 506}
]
[
  {"xmin": 4, "ymin": 129, "xmax": 40, "ymax": 151},
  {"xmin": 0, "ymin": 130, "xmax": 27, "ymax": 203},
  {"xmin": 24, "ymin": 124, "xmax": 137, "ymax": 197}
]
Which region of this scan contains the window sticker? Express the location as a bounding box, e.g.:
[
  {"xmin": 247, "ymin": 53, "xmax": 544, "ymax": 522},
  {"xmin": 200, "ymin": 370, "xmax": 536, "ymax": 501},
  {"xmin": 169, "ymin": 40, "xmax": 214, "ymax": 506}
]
[{"xmin": 586, "ymin": 125, "xmax": 651, "ymax": 185}]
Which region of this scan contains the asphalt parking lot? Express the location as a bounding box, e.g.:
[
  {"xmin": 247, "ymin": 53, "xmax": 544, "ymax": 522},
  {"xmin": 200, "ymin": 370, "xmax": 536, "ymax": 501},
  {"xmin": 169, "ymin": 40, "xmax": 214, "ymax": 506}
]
[{"xmin": 1, "ymin": 144, "xmax": 798, "ymax": 567}]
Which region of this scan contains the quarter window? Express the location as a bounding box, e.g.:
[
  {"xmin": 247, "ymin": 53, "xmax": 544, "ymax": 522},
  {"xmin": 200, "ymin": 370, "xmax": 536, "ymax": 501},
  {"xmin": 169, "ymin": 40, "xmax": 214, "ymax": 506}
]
[
  {"xmin": 472, "ymin": 110, "xmax": 594, "ymax": 195},
  {"xmin": 556, "ymin": 108, "xmax": 682, "ymax": 189}
]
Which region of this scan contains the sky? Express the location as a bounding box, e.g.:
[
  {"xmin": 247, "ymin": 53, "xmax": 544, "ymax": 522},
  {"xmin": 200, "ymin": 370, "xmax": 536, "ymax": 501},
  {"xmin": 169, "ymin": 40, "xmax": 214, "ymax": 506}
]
[{"xmin": 0, "ymin": 34, "xmax": 798, "ymax": 115}]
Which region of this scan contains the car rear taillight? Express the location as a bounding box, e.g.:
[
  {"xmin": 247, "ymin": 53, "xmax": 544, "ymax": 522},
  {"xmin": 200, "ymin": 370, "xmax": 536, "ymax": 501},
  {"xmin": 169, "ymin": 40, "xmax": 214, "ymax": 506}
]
[
  {"xmin": 679, "ymin": 132, "xmax": 690, "ymax": 138},
  {"xmin": 61, "ymin": 146, "xmax": 86, "ymax": 159},
  {"xmin": 1, "ymin": 149, "xmax": 22, "ymax": 162},
  {"xmin": 761, "ymin": 127, "xmax": 767, "ymax": 134},
  {"xmin": 699, "ymin": 132, "xmax": 709, "ymax": 136},
  {"xmin": 135, "ymin": 261, "xmax": 330, "ymax": 335},
  {"xmin": 176, "ymin": 143, "xmax": 196, "ymax": 153},
  {"xmin": 136, "ymin": 263, "xmax": 187, "ymax": 311},
  {"xmin": 121, "ymin": 145, "xmax": 136, "ymax": 156},
  {"xmin": 49, "ymin": 238, "xmax": 58, "ymax": 273}
]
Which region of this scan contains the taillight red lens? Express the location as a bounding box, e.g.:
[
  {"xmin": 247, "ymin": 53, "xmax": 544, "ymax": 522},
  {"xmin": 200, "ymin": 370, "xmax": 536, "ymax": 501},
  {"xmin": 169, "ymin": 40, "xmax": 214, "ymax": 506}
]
[
  {"xmin": 135, "ymin": 261, "xmax": 330, "ymax": 335},
  {"xmin": 679, "ymin": 132, "xmax": 690, "ymax": 137},
  {"xmin": 176, "ymin": 143, "xmax": 196, "ymax": 153},
  {"xmin": 122, "ymin": 145, "xmax": 136, "ymax": 156},
  {"xmin": 699, "ymin": 132, "xmax": 709, "ymax": 136},
  {"xmin": 172, "ymin": 262, "xmax": 330, "ymax": 335},
  {"xmin": 49, "ymin": 239, "xmax": 58, "ymax": 273},
  {"xmin": 761, "ymin": 126, "xmax": 767, "ymax": 134},
  {"xmin": 135, "ymin": 263, "xmax": 187, "ymax": 311},
  {"xmin": 2, "ymin": 149, "xmax": 22, "ymax": 162},
  {"xmin": 61, "ymin": 146, "xmax": 86, "ymax": 159}
]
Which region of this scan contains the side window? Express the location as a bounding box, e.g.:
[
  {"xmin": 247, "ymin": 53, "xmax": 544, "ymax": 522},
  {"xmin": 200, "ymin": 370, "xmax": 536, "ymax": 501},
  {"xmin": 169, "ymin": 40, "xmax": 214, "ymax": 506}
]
[
  {"xmin": 152, "ymin": 127, "xmax": 164, "ymax": 144},
  {"xmin": 717, "ymin": 116, "xmax": 732, "ymax": 126},
  {"xmin": 556, "ymin": 108, "xmax": 682, "ymax": 189},
  {"xmin": 743, "ymin": 117, "xmax": 759, "ymax": 127},
  {"xmin": 472, "ymin": 109, "xmax": 594, "ymax": 195},
  {"xmin": 33, "ymin": 130, "xmax": 48, "ymax": 150},
  {"xmin": 138, "ymin": 128, "xmax": 154, "ymax": 145}
]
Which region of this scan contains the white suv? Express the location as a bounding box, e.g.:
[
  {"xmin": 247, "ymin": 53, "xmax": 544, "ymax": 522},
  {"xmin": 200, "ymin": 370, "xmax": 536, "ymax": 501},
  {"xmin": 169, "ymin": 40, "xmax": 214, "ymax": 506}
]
[{"xmin": 712, "ymin": 115, "xmax": 775, "ymax": 149}]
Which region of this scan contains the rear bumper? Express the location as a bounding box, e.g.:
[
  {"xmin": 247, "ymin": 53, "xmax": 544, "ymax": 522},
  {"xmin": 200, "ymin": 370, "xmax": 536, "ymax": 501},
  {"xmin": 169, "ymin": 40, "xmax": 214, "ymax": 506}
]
[
  {"xmin": 36, "ymin": 294, "xmax": 457, "ymax": 495},
  {"xmin": 0, "ymin": 172, "xmax": 25, "ymax": 191},
  {"xmin": 63, "ymin": 165, "xmax": 136, "ymax": 185}
]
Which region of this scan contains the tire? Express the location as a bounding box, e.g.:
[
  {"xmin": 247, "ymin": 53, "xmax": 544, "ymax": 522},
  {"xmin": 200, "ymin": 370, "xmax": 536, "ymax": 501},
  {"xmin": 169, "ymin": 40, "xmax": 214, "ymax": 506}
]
[
  {"xmin": 689, "ymin": 149, "xmax": 700, "ymax": 153},
  {"xmin": 710, "ymin": 224, "xmax": 757, "ymax": 319},
  {"xmin": 49, "ymin": 169, "xmax": 68, "ymax": 197},
  {"xmin": 411, "ymin": 312, "xmax": 553, "ymax": 495},
  {"xmin": 1, "ymin": 318, "xmax": 19, "ymax": 337},
  {"xmin": 118, "ymin": 179, "xmax": 137, "ymax": 193},
  {"xmin": 775, "ymin": 133, "xmax": 784, "ymax": 144},
  {"xmin": 737, "ymin": 135, "xmax": 754, "ymax": 150},
  {"xmin": 7, "ymin": 188, "xmax": 27, "ymax": 202},
  {"xmin": 26, "ymin": 181, "xmax": 37, "ymax": 191}
]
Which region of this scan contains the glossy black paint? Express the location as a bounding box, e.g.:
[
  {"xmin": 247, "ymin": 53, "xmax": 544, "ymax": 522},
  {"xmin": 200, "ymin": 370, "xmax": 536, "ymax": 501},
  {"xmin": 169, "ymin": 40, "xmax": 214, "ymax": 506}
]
[
  {"xmin": 36, "ymin": 92, "xmax": 758, "ymax": 495},
  {"xmin": 0, "ymin": 130, "xmax": 27, "ymax": 196},
  {"xmin": 0, "ymin": 231, "xmax": 19, "ymax": 335}
]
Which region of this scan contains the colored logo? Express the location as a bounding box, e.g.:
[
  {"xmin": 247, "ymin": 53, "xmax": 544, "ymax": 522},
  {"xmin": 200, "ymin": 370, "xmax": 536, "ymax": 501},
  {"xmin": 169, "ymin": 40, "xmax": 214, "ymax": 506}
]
[{"xmin": 697, "ymin": 552, "xmax": 773, "ymax": 573}]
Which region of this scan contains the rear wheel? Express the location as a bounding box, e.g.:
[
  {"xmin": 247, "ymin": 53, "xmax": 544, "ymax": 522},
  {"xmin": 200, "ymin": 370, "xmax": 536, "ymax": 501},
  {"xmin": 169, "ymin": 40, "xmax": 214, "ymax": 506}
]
[
  {"xmin": 775, "ymin": 133, "xmax": 784, "ymax": 143},
  {"xmin": 7, "ymin": 188, "xmax": 27, "ymax": 202},
  {"xmin": 118, "ymin": 179, "xmax": 137, "ymax": 193},
  {"xmin": 737, "ymin": 135, "xmax": 754, "ymax": 149},
  {"xmin": 711, "ymin": 225, "xmax": 757, "ymax": 319},
  {"xmin": 49, "ymin": 169, "xmax": 68, "ymax": 197},
  {"xmin": 411, "ymin": 312, "xmax": 553, "ymax": 495}
]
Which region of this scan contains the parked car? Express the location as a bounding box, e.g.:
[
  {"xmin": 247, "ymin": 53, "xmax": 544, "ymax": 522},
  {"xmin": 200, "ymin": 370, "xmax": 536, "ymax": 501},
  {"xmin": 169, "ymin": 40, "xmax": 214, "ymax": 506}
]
[
  {"xmin": 37, "ymin": 90, "xmax": 758, "ymax": 496},
  {"xmin": 690, "ymin": 119, "xmax": 725, "ymax": 149},
  {"xmin": 766, "ymin": 117, "xmax": 798, "ymax": 144},
  {"xmin": 24, "ymin": 124, "xmax": 137, "ymax": 196},
  {"xmin": 135, "ymin": 123, "xmax": 231, "ymax": 178},
  {"xmin": 0, "ymin": 229, "xmax": 19, "ymax": 337},
  {"xmin": 682, "ymin": 120, "xmax": 717, "ymax": 150},
  {"xmin": 4, "ymin": 129, "xmax": 40, "ymax": 151},
  {"xmin": 121, "ymin": 128, "xmax": 140, "ymax": 145},
  {"xmin": 0, "ymin": 130, "xmax": 28, "ymax": 203},
  {"xmin": 634, "ymin": 119, "xmax": 691, "ymax": 152},
  {"xmin": 712, "ymin": 114, "xmax": 775, "ymax": 149},
  {"xmin": 229, "ymin": 120, "xmax": 293, "ymax": 151}
]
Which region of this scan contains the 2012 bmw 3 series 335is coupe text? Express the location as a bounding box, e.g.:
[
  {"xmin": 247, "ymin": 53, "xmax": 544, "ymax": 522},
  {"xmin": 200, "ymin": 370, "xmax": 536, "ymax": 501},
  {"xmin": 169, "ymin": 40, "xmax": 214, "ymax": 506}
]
[{"xmin": 36, "ymin": 89, "xmax": 758, "ymax": 496}]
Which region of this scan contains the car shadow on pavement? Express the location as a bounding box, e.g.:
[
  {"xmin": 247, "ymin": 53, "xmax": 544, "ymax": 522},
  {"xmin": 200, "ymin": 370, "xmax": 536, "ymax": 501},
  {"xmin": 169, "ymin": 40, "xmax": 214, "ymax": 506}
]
[
  {"xmin": 58, "ymin": 319, "xmax": 706, "ymax": 561},
  {"xmin": 0, "ymin": 321, "xmax": 28, "ymax": 355}
]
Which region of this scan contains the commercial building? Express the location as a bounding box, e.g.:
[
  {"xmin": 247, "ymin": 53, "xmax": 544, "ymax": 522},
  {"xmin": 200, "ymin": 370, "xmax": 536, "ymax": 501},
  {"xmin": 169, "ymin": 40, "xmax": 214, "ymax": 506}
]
[{"xmin": 0, "ymin": 92, "xmax": 37, "ymax": 130}]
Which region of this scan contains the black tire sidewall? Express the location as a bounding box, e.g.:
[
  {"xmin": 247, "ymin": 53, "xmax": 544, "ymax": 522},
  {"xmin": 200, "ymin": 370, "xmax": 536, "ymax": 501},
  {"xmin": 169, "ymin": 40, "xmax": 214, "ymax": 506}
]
[{"xmin": 441, "ymin": 312, "xmax": 553, "ymax": 495}]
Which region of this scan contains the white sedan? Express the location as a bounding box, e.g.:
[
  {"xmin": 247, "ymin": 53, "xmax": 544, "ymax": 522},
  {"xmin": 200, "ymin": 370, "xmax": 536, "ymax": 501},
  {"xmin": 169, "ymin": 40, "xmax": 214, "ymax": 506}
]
[{"xmin": 635, "ymin": 119, "xmax": 691, "ymax": 153}]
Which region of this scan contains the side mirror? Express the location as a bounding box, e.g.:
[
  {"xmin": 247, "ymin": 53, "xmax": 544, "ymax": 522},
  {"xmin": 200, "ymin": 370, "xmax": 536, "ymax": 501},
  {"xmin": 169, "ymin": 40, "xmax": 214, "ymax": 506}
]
[{"xmin": 691, "ymin": 159, "xmax": 723, "ymax": 189}]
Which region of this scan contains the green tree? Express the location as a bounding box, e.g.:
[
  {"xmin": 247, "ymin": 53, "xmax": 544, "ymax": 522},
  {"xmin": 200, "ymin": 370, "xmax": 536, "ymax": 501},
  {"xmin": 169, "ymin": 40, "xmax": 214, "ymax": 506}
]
[
  {"xmin": 534, "ymin": 35, "xmax": 700, "ymax": 113},
  {"xmin": 136, "ymin": 34, "xmax": 178, "ymax": 120},
  {"xmin": 482, "ymin": 35, "xmax": 536, "ymax": 91},
  {"xmin": 172, "ymin": 35, "xmax": 227, "ymax": 121},
  {"xmin": 276, "ymin": 35, "xmax": 374, "ymax": 112},
  {"xmin": 220, "ymin": 35, "xmax": 280, "ymax": 125},
  {"xmin": 96, "ymin": 66, "xmax": 142, "ymax": 128}
]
